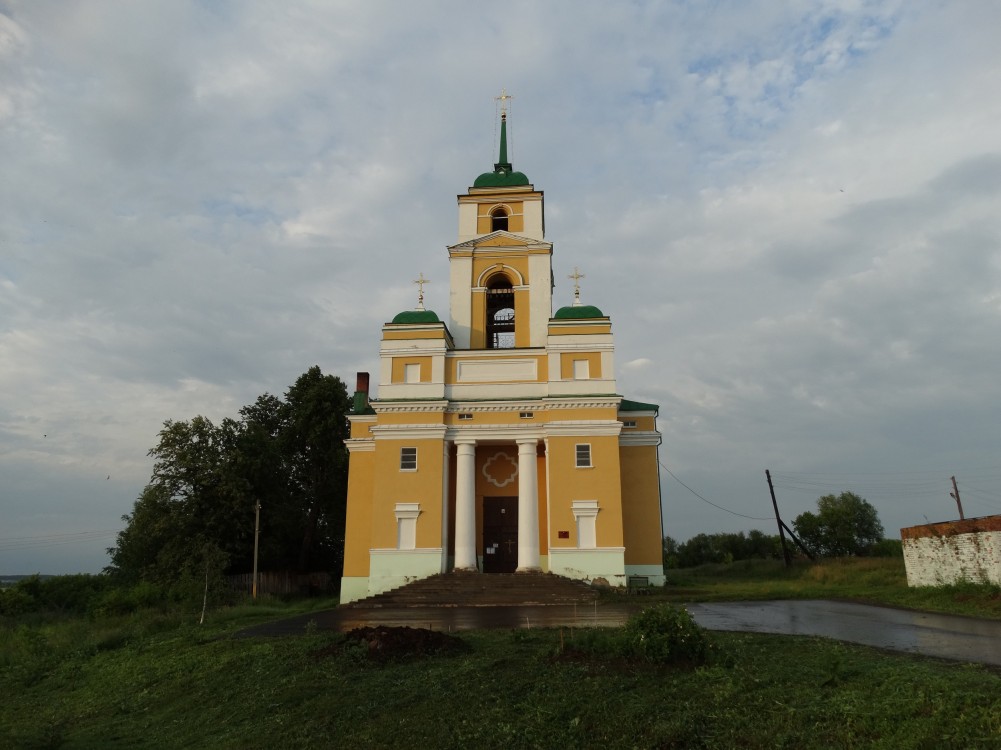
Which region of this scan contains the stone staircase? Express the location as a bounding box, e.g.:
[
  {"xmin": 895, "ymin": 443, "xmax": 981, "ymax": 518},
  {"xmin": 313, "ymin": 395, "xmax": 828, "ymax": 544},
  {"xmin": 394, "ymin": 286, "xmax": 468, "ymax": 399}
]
[{"xmin": 345, "ymin": 571, "xmax": 602, "ymax": 608}]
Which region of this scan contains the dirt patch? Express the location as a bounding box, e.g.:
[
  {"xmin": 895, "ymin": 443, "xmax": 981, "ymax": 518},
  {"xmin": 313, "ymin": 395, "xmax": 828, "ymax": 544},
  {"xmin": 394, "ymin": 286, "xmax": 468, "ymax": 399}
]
[{"xmin": 314, "ymin": 626, "xmax": 468, "ymax": 661}]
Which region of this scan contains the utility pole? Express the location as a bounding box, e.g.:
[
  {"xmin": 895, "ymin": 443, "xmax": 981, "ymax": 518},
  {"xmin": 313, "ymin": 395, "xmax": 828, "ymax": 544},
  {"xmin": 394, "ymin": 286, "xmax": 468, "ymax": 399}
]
[
  {"xmin": 766, "ymin": 470, "xmax": 792, "ymax": 567},
  {"xmin": 252, "ymin": 500, "xmax": 261, "ymax": 599},
  {"xmin": 950, "ymin": 476, "xmax": 965, "ymax": 520}
]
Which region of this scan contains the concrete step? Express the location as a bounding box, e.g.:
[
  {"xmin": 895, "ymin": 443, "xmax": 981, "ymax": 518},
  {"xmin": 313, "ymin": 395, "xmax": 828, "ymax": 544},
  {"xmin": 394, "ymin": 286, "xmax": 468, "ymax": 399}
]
[{"xmin": 345, "ymin": 571, "xmax": 601, "ymax": 608}]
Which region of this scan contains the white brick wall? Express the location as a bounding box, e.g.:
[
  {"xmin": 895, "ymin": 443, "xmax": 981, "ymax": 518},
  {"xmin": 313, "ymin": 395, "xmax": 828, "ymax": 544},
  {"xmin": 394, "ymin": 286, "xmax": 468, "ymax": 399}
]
[{"xmin": 902, "ymin": 528, "xmax": 1001, "ymax": 587}]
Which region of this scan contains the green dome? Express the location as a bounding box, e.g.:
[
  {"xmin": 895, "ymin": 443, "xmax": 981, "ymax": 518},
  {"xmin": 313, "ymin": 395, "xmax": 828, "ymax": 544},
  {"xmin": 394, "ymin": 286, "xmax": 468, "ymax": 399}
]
[
  {"xmin": 392, "ymin": 309, "xmax": 440, "ymax": 324},
  {"xmin": 474, "ymin": 167, "xmax": 530, "ymax": 188},
  {"xmin": 554, "ymin": 304, "xmax": 605, "ymax": 319}
]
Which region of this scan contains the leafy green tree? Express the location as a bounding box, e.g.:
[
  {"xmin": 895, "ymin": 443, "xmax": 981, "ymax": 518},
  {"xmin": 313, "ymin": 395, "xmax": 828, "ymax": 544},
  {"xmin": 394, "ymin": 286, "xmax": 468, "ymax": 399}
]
[
  {"xmin": 107, "ymin": 367, "xmax": 350, "ymax": 585},
  {"xmin": 792, "ymin": 491, "xmax": 885, "ymax": 557},
  {"xmin": 282, "ymin": 367, "xmax": 350, "ymax": 571},
  {"xmin": 662, "ymin": 536, "xmax": 680, "ymax": 569}
]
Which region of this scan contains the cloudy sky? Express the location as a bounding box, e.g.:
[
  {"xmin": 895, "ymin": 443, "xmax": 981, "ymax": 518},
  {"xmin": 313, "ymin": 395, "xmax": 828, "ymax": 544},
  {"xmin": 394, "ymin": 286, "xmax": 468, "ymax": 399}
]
[{"xmin": 2, "ymin": 1, "xmax": 1000, "ymax": 574}]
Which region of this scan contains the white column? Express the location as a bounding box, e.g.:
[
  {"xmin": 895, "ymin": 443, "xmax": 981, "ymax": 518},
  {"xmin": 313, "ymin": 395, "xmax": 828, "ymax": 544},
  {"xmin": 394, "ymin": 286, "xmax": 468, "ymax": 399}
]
[
  {"xmin": 454, "ymin": 441, "xmax": 477, "ymax": 571},
  {"xmin": 517, "ymin": 438, "xmax": 541, "ymax": 572}
]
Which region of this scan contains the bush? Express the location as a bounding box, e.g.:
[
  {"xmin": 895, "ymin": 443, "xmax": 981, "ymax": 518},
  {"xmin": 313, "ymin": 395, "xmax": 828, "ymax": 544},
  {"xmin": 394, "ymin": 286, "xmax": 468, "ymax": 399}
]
[
  {"xmin": 624, "ymin": 604, "xmax": 711, "ymax": 665},
  {"xmin": 0, "ymin": 587, "xmax": 35, "ymax": 617},
  {"xmin": 571, "ymin": 604, "xmax": 714, "ymax": 666},
  {"xmin": 870, "ymin": 539, "xmax": 903, "ymax": 557},
  {"xmin": 90, "ymin": 581, "xmax": 167, "ymax": 617}
]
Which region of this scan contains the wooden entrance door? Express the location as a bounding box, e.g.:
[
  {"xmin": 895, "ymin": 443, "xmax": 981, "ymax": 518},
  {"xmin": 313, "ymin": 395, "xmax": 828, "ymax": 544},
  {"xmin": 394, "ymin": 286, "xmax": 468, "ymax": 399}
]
[{"xmin": 483, "ymin": 497, "xmax": 518, "ymax": 573}]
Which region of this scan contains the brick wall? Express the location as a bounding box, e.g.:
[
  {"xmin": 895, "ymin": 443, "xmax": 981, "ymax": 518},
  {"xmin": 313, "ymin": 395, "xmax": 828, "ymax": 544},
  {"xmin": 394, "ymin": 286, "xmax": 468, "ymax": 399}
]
[{"xmin": 901, "ymin": 515, "xmax": 1001, "ymax": 587}]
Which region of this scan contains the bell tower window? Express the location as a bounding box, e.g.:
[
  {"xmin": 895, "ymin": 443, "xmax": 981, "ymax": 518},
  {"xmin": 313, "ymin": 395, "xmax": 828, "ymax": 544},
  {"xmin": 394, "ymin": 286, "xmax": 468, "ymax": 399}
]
[
  {"xmin": 491, "ymin": 207, "xmax": 509, "ymax": 232},
  {"xmin": 485, "ymin": 276, "xmax": 515, "ymax": 349}
]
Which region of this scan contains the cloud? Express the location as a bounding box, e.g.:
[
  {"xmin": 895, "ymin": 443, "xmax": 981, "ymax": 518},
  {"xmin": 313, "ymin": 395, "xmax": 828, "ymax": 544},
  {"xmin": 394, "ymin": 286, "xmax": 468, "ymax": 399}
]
[{"xmin": 1, "ymin": 0, "xmax": 1000, "ymax": 571}]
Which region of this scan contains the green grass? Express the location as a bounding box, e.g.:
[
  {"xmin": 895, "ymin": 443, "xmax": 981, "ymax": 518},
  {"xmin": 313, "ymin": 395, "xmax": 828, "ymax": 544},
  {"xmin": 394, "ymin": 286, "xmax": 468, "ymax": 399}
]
[
  {"xmin": 2, "ymin": 605, "xmax": 1000, "ymax": 749},
  {"xmin": 3, "ymin": 562, "xmax": 1001, "ymax": 748},
  {"xmin": 652, "ymin": 557, "xmax": 1001, "ymax": 619}
]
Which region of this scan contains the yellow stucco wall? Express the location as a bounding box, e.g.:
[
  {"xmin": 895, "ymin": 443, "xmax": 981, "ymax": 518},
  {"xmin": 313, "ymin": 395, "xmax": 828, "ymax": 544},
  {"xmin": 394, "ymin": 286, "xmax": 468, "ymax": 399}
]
[
  {"xmin": 349, "ymin": 417, "xmax": 375, "ymax": 439},
  {"xmin": 372, "ymin": 411, "xmax": 445, "ymax": 426},
  {"xmin": 476, "ymin": 201, "xmax": 525, "ymax": 234},
  {"xmin": 342, "ymin": 449, "xmax": 374, "ymax": 576},
  {"xmin": 619, "ymin": 445, "xmax": 663, "ymax": 565},
  {"xmin": 559, "ymin": 351, "xmax": 603, "ymax": 380},
  {"xmin": 620, "ymin": 415, "xmax": 657, "ymax": 430},
  {"xmin": 391, "ymin": 356, "xmax": 432, "ymax": 383},
  {"xmin": 546, "ymin": 435, "xmax": 624, "ymax": 549},
  {"xmin": 371, "ymin": 438, "xmax": 445, "ymax": 550},
  {"xmin": 547, "ymin": 322, "xmax": 612, "ymax": 336},
  {"xmin": 382, "ymin": 328, "xmax": 448, "ymax": 341}
]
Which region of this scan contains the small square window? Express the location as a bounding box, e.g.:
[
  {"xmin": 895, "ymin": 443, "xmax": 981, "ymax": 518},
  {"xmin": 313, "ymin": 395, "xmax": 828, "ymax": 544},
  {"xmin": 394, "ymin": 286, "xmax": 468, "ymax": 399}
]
[
  {"xmin": 519, "ymin": 412, "xmax": 534, "ymax": 419},
  {"xmin": 575, "ymin": 443, "xmax": 592, "ymax": 468},
  {"xmin": 400, "ymin": 447, "xmax": 417, "ymax": 471},
  {"xmin": 573, "ymin": 359, "xmax": 590, "ymax": 380},
  {"xmin": 458, "ymin": 413, "xmax": 473, "ymax": 421},
  {"xmin": 404, "ymin": 363, "xmax": 421, "ymax": 384}
]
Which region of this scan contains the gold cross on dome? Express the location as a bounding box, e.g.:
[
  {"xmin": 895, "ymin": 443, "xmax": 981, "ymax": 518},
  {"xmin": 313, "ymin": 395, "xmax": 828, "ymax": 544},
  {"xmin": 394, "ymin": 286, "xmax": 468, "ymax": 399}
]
[
  {"xmin": 496, "ymin": 88, "xmax": 513, "ymax": 115},
  {"xmin": 568, "ymin": 267, "xmax": 585, "ymax": 304},
  {"xmin": 413, "ymin": 272, "xmax": 429, "ymax": 310}
]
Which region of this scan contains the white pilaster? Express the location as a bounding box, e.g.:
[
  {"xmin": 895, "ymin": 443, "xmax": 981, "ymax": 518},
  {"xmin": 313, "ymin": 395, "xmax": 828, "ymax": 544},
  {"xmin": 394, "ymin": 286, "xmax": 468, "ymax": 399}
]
[
  {"xmin": 454, "ymin": 440, "xmax": 477, "ymax": 571},
  {"xmin": 516, "ymin": 438, "xmax": 541, "ymax": 571},
  {"xmin": 440, "ymin": 441, "xmax": 451, "ymax": 573}
]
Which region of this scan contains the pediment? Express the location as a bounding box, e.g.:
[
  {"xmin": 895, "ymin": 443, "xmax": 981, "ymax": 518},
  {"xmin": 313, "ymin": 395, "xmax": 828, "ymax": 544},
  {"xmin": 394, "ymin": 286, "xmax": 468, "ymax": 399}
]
[{"xmin": 449, "ymin": 231, "xmax": 548, "ymax": 251}]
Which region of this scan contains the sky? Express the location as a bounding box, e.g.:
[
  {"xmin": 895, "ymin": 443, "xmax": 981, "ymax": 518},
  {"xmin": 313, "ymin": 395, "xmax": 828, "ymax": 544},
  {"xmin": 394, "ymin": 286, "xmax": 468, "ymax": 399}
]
[{"xmin": 2, "ymin": 0, "xmax": 1000, "ymax": 574}]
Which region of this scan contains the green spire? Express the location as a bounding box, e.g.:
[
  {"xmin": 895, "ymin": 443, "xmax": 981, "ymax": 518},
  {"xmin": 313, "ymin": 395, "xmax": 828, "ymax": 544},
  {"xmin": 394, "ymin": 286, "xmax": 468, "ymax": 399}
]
[
  {"xmin": 473, "ymin": 105, "xmax": 530, "ymax": 188},
  {"xmin": 497, "ymin": 113, "xmax": 509, "ymax": 169}
]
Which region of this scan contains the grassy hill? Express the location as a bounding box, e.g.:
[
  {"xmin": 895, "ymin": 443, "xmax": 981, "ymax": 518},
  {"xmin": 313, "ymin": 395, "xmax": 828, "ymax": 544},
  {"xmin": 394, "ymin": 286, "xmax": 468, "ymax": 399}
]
[{"xmin": 3, "ymin": 559, "xmax": 1001, "ymax": 748}]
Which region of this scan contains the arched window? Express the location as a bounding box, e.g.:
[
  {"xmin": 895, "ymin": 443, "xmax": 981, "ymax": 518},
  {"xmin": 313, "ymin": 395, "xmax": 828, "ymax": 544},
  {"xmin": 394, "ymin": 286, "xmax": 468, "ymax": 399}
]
[
  {"xmin": 490, "ymin": 207, "xmax": 509, "ymax": 232},
  {"xmin": 485, "ymin": 276, "xmax": 515, "ymax": 349}
]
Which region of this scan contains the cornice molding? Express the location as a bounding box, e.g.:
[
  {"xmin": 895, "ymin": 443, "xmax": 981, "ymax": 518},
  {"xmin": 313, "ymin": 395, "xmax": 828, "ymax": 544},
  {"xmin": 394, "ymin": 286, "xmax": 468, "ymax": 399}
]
[
  {"xmin": 372, "ymin": 400, "xmax": 448, "ymax": 414},
  {"xmin": 618, "ymin": 432, "xmax": 663, "ymax": 447}
]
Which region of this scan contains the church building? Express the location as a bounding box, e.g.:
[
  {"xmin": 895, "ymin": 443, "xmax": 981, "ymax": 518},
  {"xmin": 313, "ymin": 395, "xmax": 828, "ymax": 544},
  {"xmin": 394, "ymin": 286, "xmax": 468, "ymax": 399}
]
[{"xmin": 340, "ymin": 106, "xmax": 664, "ymax": 603}]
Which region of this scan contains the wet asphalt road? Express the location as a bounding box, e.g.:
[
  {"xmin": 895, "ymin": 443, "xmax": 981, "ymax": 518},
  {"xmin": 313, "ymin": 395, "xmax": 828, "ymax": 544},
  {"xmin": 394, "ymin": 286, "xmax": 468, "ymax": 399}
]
[
  {"xmin": 237, "ymin": 599, "xmax": 1001, "ymax": 667},
  {"xmin": 687, "ymin": 599, "xmax": 1001, "ymax": 666}
]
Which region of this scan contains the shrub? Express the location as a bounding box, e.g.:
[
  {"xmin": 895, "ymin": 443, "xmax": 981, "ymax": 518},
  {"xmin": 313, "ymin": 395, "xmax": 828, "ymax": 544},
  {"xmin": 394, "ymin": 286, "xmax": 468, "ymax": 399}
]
[
  {"xmin": 870, "ymin": 538, "xmax": 903, "ymax": 558},
  {"xmin": 0, "ymin": 587, "xmax": 35, "ymax": 617},
  {"xmin": 624, "ymin": 604, "xmax": 711, "ymax": 665}
]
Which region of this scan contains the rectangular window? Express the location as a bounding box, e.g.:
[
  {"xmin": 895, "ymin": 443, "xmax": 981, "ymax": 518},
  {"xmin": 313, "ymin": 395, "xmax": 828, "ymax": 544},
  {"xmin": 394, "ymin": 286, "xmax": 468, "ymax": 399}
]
[
  {"xmin": 458, "ymin": 413, "xmax": 473, "ymax": 421},
  {"xmin": 404, "ymin": 363, "xmax": 421, "ymax": 384},
  {"xmin": 400, "ymin": 447, "xmax": 417, "ymax": 471},
  {"xmin": 575, "ymin": 443, "xmax": 592, "ymax": 468},
  {"xmin": 573, "ymin": 359, "xmax": 590, "ymax": 380},
  {"xmin": 622, "ymin": 420, "xmax": 637, "ymax": 428},
  {"xmin": 519, "ymin": 411, "xmax": 534, "ymax": 419}
]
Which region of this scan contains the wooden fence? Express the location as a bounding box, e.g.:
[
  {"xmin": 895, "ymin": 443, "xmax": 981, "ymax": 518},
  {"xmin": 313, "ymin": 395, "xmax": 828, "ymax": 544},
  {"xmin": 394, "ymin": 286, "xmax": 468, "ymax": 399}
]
[{"xmin": 226, "ymin": 571, "xmax": 333, "ymax": 596}]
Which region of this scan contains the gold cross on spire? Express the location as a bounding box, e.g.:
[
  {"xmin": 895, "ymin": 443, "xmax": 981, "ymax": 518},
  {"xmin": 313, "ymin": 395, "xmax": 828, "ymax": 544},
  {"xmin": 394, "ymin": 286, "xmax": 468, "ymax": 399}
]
[
  {"xmin": 413, "ymin": 272, "xmax": 429, "ymax": 310},
  {"xmin": 568, "ymin": 267, "xmax": 585, "ymax": 306},
  {"xmin": 495, "ymin": 88, "xmax": 513, "ymax": 115}
]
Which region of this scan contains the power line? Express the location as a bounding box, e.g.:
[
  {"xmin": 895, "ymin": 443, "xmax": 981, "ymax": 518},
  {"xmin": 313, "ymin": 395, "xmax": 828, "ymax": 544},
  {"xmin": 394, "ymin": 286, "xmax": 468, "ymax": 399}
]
[
  {"xmin": 660, "ymin": 462, "xmax": 772, "ymax": 521},
  {"xmin": 0, "ymin": 530, "xmax": 119, "ymax": 553}
]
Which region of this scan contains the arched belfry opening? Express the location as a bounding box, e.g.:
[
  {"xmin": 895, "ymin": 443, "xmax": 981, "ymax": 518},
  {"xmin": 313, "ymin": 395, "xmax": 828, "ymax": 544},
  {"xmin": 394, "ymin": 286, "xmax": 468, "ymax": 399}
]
[
  {"xmin": 485, "ymin": 275, "xmax": 515, "ymax": 349},
  {"xmin": 490, "ymin": 207, "xmax": 509, "ymax": 232}
]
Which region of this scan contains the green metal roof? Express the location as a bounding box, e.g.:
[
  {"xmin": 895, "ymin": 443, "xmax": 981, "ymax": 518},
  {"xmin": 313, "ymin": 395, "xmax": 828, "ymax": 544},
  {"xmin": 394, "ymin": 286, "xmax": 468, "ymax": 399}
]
[
  {"xmin": 553, "ymin": 304, "xmax": 606, "ymax": 319},
  {"xmin": 391, "ymin": 309, "xmax": 440, "ymax": 324},
  {"xmin": 619, "ymin": 398, "xmax": 659, "ymax": 413}
]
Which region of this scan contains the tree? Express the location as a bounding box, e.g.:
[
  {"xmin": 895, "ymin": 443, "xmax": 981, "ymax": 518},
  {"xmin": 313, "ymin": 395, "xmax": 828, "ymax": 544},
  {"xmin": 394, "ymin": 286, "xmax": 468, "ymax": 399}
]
[
  {"xmin": 792, "ymin": 491, "xmax": 885, "ymax": 557},
  {"xmin": 107, "ymin": 367, "xmax": 350, "ymax": 585},
  {"xmin": 662, "ymin": 536, "xmax": 680, "ymax": 569}
]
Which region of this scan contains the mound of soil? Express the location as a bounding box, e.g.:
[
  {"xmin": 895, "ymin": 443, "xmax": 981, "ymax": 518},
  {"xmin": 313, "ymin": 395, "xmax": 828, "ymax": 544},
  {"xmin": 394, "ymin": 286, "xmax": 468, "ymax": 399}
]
[{"xmin": 315, "ymin": 626, "xmax": 468, "ymax": 661}]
